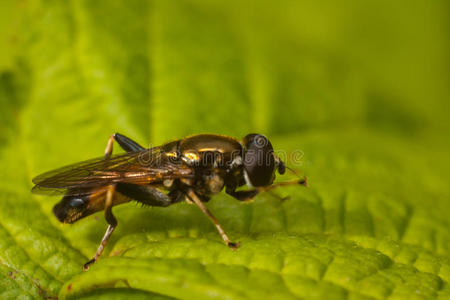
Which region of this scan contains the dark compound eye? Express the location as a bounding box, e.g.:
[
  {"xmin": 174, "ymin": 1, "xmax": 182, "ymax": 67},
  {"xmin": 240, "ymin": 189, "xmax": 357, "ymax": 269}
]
[{"xmin": 243, "ymin": 133, "xmax": 276, "ymax": 187}]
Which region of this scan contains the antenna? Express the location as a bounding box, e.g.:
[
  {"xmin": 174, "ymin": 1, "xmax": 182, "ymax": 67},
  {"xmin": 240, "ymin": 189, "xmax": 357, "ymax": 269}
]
[{"xmin": 285, "ymin": 166, "xmax": 308, "ymax": 187}]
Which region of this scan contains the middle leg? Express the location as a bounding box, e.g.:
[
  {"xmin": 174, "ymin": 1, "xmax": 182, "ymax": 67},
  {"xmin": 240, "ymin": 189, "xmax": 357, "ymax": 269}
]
[{"xmin": 186, "ymin": 189, "xmax": 240, "ymax": 249}]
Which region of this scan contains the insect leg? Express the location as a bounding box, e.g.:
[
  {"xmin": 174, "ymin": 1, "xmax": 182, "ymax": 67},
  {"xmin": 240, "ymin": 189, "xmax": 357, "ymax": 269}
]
[
  {"xmin": 226, "ymin": 178, "xmax": 307, "ymax": 202},
  {"xmin": 186, "ymin": 189, "xmax": 240, "ymax": 249},
  {"xmin": 104, "ymin": 135, "xmax": 115, "ymax": 157},
  {"xmin": 258, "ymin": 178, "xmax": 308, "ymax": 192},
  {"xmin": 114, "ymin": 133, "xmax": 145, "ymax": 152},
  {"xmin": 104, "ymin": 133, "xmax": 145, "ymax": 157},
  {"xmin": 83, "ymin": 185, "xmax": 117, "ymax": 270},
  {"xmin": 116, "ymin": 183, "xmax": 182, "ymax": 207}
]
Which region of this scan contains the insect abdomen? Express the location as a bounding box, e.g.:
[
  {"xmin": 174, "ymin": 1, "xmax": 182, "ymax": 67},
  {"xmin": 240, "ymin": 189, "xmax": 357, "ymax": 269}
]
[
  {"xmin": 53, "ymin": 194, "xmax": 91, "ymax": 224},
  {"xmin": 53, "ymin": 188, "xmax": 130, "ymax": 223}
]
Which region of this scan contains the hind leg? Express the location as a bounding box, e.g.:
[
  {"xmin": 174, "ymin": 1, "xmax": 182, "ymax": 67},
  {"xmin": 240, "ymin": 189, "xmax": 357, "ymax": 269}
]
[
  {"xmin": 104, "ymin": 133, "xmax": 145, "ymax": 158},
  {"xmin": 116, "ymin": 183, "xmax": 182, "ymax": 207},
  {"xmin": 83, "ymin": 185, "xmax": 118, "ymax": 270}
]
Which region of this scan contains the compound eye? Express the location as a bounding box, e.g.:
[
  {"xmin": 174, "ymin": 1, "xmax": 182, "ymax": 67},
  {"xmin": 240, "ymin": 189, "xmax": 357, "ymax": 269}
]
[{"xmin": 243, "ymin": 134, "xmax": 276, "ymax": 187}]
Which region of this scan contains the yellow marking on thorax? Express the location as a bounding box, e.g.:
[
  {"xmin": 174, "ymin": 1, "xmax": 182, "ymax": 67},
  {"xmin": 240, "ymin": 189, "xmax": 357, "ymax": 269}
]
[
  {"xmin": 198, "ymin": 147, "xmax": 224, "ymax": 153},
  {"xmin": 165, "ymin": 152, "xmax": 177, "ymax": 157},
  {"xmin": 184, "ymin": 152, "xmax": 199, "ymax": 161}
]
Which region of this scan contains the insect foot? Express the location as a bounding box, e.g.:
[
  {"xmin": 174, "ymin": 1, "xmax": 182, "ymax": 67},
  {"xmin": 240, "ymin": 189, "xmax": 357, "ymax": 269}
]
[{"xmin": 227, "ymin": 241, "xmax": 241, "ymax": 250}]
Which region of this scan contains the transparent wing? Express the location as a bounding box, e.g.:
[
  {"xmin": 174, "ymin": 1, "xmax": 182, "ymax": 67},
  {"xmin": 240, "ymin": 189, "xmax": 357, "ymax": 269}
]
[{"xmin": 31, "ymin": 147, "xmax": 193, "ymax": 196}]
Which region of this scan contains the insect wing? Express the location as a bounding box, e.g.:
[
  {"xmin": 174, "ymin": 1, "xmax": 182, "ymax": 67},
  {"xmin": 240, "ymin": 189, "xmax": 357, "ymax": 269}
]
[{"xmin": 32, "ymin": 147, "xmax": 192, "ymax": 196}]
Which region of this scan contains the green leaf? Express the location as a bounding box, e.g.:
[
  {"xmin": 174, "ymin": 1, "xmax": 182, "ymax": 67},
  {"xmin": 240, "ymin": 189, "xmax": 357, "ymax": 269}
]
[{"xmin": 1, "ymin": 0, "xmax": 449, "ymax": 299}]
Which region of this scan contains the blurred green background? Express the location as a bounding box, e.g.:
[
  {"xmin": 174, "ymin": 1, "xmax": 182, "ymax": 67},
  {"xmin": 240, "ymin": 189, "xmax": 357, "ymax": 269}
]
[{"xmin": 0, "ymin": 0, "xmax": 449, "ymax": 299}]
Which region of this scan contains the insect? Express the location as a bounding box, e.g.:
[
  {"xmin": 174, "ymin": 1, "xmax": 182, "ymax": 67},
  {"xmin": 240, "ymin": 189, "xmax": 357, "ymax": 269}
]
[{"xmin": 32, "ymin": 133, "xmax": 306, "ymax": 270}]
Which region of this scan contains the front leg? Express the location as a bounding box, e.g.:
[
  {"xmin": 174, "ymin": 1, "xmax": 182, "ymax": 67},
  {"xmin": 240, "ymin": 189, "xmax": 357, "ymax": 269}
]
[
  {"xmin": 226, "ymin": 187, "xmax": 259, "ymax": 201},
  {"xmin": 258, "ymin": 178, "xmax": 308, "ymax": 191},
  {"xmin": 226, "ymin": 178, "xmax": 308, "ymax": 202}
]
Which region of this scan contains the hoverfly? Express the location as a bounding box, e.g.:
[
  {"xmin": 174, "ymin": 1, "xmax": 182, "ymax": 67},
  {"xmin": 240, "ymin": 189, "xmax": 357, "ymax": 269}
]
[{"xmin": 32, "ymin": 133, "xmax": 306, "ymax": 270}]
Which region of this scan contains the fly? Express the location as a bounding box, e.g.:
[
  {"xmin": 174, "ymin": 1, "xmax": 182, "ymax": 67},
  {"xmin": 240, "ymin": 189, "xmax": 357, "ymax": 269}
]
[{"xmin": 31, "ymin": 133, "xmax": 306, "ymax": 270}]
